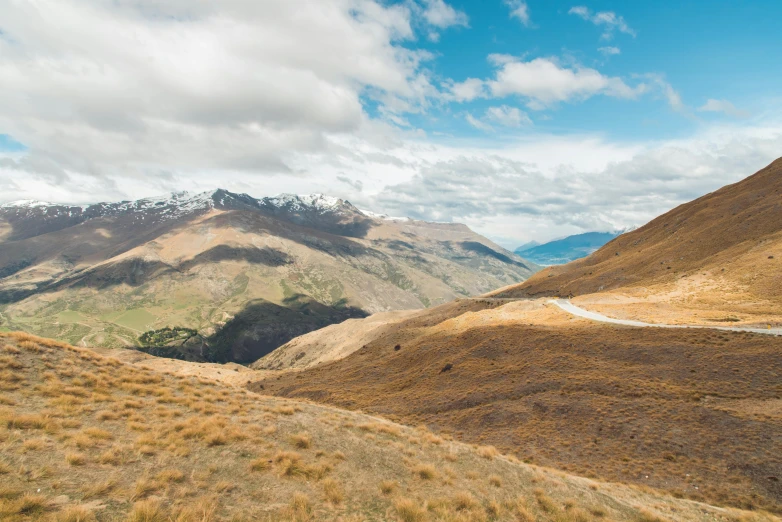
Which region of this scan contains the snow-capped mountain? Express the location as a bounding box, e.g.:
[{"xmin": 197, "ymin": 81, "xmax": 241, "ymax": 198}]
[
  {"xmin": 0, "ymin": 189, "xmax": 372, "ymax": 241},
  {"xmin": 0, "ymin": 188, "xmax": 538, "ymax": 363}
]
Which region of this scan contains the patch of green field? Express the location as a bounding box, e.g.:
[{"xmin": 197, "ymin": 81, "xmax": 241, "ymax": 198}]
[
  {"xmin": 111, "ymin": 308, "xmax": 157, "ymax": 332},
  {"xmin": 57, "ymin": 310, "xmax": 86, "ymax": 323}
]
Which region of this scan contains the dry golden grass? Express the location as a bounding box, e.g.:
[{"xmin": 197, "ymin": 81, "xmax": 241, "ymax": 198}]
[
  {"xmin": 0, "ymin": 331, "xmax": 774, "ymax": 522},
  {"xmin": 394, "ymin": 497, "xmax": 428, "ymax": 522},
  {"xmin": 322, "ymin": 477, "xmax": 345, "ymax": 505},
  {"xmin": 258, "ymin": 300, "xmax": 782, "ymax": 514},
  {"xmin": 379, "ymin": 480, "xmax": 398, "ymax": 495},
  {"xmin": 477, "ymin": 445, "xmax": 499, "ymax": 460},
  {"xmin": 290, "ymin": 432, "xmax": 312, "ymax": 449}
]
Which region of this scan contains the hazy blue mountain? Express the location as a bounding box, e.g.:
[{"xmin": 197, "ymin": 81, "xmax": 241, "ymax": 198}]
[{"xmin": 514, "ymin": 231, "xmax": 622, "ymax": 266}]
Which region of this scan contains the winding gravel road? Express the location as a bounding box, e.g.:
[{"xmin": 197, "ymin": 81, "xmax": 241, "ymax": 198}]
[{"xmin": 550, "ymin": 299, "xmax": 782, "ymax": 336}]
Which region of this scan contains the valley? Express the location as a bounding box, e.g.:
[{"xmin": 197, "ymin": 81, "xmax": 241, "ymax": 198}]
[
  {"xmin": 2, "ymin": 3, "xmax": 779, "ymax": 521},
  {"xmin": 250, "ymin": 159, "xmax": 782, "ymax": 515},
  {"xmin": 2, "ymin": 161, "xmax": 781, "ymax": 520}
]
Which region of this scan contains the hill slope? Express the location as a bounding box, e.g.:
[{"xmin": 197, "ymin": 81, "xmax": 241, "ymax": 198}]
[
  {"xmin": 3, "ymin": 332, "xmax": 768, "ymax": 521},
  {"xmin": 0, "ymin": 190, "xmax": 537, "ymax": 362},
  {"xmin": 495, "ymin": 158, "xmax": 782, "ymax": 325},
  {"xmin": 255, "ymin": 299, "xmax": 782, "ymax": 513},
  {"xmin": 515, "ymin": 231, "xmax": 622, "ymax": 266}
]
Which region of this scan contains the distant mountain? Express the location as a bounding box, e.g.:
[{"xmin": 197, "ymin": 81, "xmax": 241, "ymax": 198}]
[
  {"xmin": 515, "ymin": 240, "xmax": 541, "ymax": 251},
  {"xmin": 514, "ymin": 231, "xmax": 623, "ymax": 265},
  {"xmin": 0, "ymin": 189, "xmax": 538, "ymax": 363}
]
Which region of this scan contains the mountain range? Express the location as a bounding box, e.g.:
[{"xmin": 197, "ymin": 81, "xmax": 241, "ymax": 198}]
[
  {"xmin": 514, "ymin": 231, "xmax": 624, "ymax": 265},
  {"xmin": 0, "ymin": 189, "xmax": 537, "ymax": 363}
]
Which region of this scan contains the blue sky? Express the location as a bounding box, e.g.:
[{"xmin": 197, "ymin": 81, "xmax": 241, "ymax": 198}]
[
  {"xmin": 1, "ymin": 0, "xmax": 781, "ymax": 247},
  {"xmin": 395, "ymin": 0, "xmax": 779, "ymax": 141}
]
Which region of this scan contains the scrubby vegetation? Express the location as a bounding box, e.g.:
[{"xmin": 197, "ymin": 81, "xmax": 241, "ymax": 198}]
[
  {"xmin": 0, "ymin": 331, "xmax": 772, "ymax": 521},
  {"xmin": 138, "ymin": 327, "xmax": 198, "ymax": 348}
]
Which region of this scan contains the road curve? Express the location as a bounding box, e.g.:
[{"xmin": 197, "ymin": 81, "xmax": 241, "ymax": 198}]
[{"xmin": 549, "ymin": 299, "xmax": 782, "ymax": 336}]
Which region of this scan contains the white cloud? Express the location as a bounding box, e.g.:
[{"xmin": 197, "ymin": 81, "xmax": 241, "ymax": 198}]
[
  {"xmin": 465, "ymin": 105, "xmax": 532, "ymax": 131},
  {"xmin": 421, "ymin": 0, "xmax": 469, "ymax": 29},
  {"xmin": 504, "ymin": 1, "xmax": 532, "ymax": 27},
  {"xmin": 569, "ymin": 6, "xmax": 635, "ymax": 40},
  {"xmin": 598, "ymin": 46, "xmax": 621, "ymax": 56},
  {"xmin": 0, "ymin": 0, "xmax": 437, "ymax": 183},
  {"xmin": 699, "ymin": 99, "xmax": 750, "ymax": 118},
  {"xmin": 366, "ymin": 124, "xmax": 782, "ymax": 246},
  {"xmin": 444, "ymin": 78, "xmax": 487, "ymax": 102},
  {"xmin": 0, "ymin": 0, "xmax": 776, "ymax": 251},
  {"xmin": 465, "ymin": 113, "xmax": 493, "ymax": 132},
  {"xmin": 486, "ymin": 106, "xmax": 532, "ymax": 127},
  {"xmin": 640, "ymin": 74, "xmax": 685, "ymax": 112},
  {"xmin": 487, "ymin": 56, "xmax": 642, "ymax": 108}
]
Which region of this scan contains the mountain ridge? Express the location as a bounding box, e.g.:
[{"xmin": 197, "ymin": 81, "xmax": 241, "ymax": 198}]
[{"xmin": 0, "ymin": 189, "xmax": 538, "ymax": 362}]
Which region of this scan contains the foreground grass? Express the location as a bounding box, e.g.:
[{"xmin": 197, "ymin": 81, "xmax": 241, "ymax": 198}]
[{"xmin": 0, "ymin": 332, "xmax": 777, "ymax": 521}]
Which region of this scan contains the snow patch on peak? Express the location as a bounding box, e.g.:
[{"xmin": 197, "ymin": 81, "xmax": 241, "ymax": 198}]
[
  {"xmin": 1, "ymin": 200, "xmax": 54, "ymax": 209},
  {"xmin": 359, "ymin": 209, "xmax": 410, "ymax": 222},
  {"xmin": 267, "ymin": 193, "xmax": 346, "ymax": 213},
  {"xmin": 118, "ymin": 190, "xmax": 216, "ymax": 213}
]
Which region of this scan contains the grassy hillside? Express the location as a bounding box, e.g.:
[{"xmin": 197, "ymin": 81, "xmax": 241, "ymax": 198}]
[
  {"xmin": 492, "ymin": 158, "xmax": 782, "ymax": 325},
  {"xmin": 1, "ymin": 331, "xmax": 774, "ymax": 521},
  {"xmin": 255, "ymin": 300, "xmax": 782, "ymax": 514}
]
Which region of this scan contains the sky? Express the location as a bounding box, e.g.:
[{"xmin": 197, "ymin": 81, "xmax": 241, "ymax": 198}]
[{"xmin": 1, "ymin": 0, "xmax": 781, "ymax": 249}]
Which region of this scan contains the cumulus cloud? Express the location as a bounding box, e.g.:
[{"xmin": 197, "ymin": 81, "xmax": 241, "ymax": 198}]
[
  {"xmin": 444, "ymin": 78, "xmax": 487, "ymax": 102},
  {"xmin": 569, "ymin": 6, "xmax": 635, "ymax": 40},
  {"xmin": 368, "ymin": 125, "xmax": 782, "ymax": 245},
  {"xmin": 504, "ymin": 0, "xmax": 532, "ymax": 27},
  {"xmin": 465, "ymin": 105, "xmax": 531, "ymax": 131},
  {"xmin": 486, "ymin": 106, "xmax": 532, "ymax": 127},
  {"xmin": 420, "ymin": 0, "xmax": 469, "ymax": 29},
  {"xmin": 598, "ymin": 46, "xmax": 621, "ymax": 56},
  {"xmin": 0, "ymin": 0, "xmax": 438, "ymax": 185},
  {"xmin": 698, "ymin": 99, "xmax": 750, "ymax": 118},
  {"xmin": 487, "ymin": 55, "xmax": 642, "ymax": 108}
]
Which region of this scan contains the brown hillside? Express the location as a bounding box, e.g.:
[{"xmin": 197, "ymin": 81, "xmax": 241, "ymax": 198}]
[
  {"xmin": 0, "ymin": 191, "xmax": 538, "ymax": 362},
  {"xmin": 3, "ymin": 332, "xmax": 767, "ymax": 522},
  {"xmin": 255, "ymin": 300, "xmax": 782, "ymax": 514},
  {"xmin": 492, "ymin": 158, "xmax": 782, "ymax": 323}
]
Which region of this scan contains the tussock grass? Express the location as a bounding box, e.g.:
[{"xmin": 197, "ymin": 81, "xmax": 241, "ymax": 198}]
[
  {"xmin": 66, "ymin": 452, "xmax": 87, "ymax": 466},
  {"xmin": 290, "ymin": 432, "xmax": 312, "ymax": 449},
  {"xmin": 54, "ymin": 505, "xmax": 97, "ymax": 522},
  {"xmin": 394, "ymin": 497, "xmax": 427, "ymax": 522},
  {"xmin": 379, "ymin": 480, "xmax": 398, "ymax": 495},
  {"xmin": 0, "ymin": 332, "xmax": 766, "ymax": 522},
  {"xmin": 322, "ymin": 477, "xmax": 344, "ymax": 505},
  {"xmin": 412, "ymin": 463, "xmax": 437, "ymax": 480}
]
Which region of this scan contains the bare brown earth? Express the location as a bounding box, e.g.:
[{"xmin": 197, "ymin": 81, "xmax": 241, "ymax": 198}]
[
  {"xmin": 254, "ymin": 300, "xmax": 782, "ymax": 514},
  {"xmin": 5, "ymin": 332, "xmax": 773, "ymax": 521},
  {"xmin": 492, "ymin": 158, "xmax": 782, "ymax": 326}
]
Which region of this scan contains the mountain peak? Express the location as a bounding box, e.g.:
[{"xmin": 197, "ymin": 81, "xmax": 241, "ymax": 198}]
[
  {"xmin": 264, "ymin": 193, "xmax": 352, "ymax": 213},
  {"xmin": 1, "ymin": 199, "xmax": 55, "ymax": 209}
]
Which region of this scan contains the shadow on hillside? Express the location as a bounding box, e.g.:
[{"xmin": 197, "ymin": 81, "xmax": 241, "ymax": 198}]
[
  {"xmin": 205, "ymin": 297, "xmax": 368, "ymax": 364},
  {"xmin": 179, "ymin": 245, "xmax": 292, "ymax": 271},
  {"xmin": 459, "ymin": 241, "xmax": 532, "ymax": 270},
  {"xmin": 196, "ymin": 211, "xmax": 380, "ymax": 261},
  {"xmin": 0, "ymin": 258, "xmax": 176, "ymax": 304}
]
